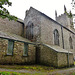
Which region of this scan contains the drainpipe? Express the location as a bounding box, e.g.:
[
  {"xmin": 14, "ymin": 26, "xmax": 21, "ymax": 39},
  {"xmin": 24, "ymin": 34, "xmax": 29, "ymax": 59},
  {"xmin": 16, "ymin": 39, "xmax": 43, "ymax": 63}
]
[
  {"xmin": 61, "ymin": 26, "xmax": 64, "ymax": 49},
  {"xmin": 68, "ymin": 49, "xmax": 70, "ymax": 67}
]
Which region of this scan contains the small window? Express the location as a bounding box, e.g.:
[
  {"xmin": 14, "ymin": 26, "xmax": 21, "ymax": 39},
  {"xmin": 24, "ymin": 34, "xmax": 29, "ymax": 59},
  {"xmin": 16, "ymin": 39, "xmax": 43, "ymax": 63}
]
[
  {"xmin": 23, "ymin": 43, "xmax": 28, "ymax": 56},
  {"xmin": 7, "ymin": 40, "xmax": 14, "ymax": 55}
]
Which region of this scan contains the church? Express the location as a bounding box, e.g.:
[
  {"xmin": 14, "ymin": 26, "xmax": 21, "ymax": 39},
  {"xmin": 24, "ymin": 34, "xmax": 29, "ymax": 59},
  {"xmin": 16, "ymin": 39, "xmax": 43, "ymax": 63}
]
[{"xmin": 0, "ymin": 6, "xmax": 74, "ymax": 68}]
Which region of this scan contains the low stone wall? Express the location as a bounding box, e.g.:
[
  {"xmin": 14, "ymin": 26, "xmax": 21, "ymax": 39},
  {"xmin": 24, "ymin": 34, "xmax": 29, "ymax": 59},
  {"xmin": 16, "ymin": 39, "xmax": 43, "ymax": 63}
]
[
  {"xmin": 0, "ymin": 38, "xmax": 74, "ymax": 67},
  {"xmin": 39, "ymin": 44, "xmax": 74, "ymax": 68},
  {"xmin": 39, "ymin": 45, "xmax": 58, "ymax": 67},
  {"xmin": 57, "ymin": 53, "xmax": 74, "ymax": 67},
  {"xmin": 0, "ymin": 38, "xmax": 35, "ymax": 64}
]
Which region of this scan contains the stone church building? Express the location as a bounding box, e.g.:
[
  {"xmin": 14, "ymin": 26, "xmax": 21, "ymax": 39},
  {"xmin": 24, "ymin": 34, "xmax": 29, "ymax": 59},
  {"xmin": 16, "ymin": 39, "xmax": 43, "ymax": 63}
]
[{"xmin": 0, "ymin": 6, "xmax": 74, "ymax": 68}]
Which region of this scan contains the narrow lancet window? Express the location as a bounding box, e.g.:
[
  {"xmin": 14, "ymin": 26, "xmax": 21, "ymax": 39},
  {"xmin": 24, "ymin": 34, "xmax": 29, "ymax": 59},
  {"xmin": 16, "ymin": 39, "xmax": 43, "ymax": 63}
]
[
  {"xmin": 54, "ymin": 29, "xmax": 59, "ymax": 46},
  {"xmin": 69, "ymin": 37, "xmax": 73, "ymax": 49}
]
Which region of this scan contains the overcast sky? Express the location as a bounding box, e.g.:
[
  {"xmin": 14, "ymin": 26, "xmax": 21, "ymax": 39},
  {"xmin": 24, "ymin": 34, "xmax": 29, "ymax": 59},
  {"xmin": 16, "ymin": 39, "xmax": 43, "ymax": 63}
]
[{"xmin": 4, "ymin": 0, "xmax": 74, "ymax": 20}]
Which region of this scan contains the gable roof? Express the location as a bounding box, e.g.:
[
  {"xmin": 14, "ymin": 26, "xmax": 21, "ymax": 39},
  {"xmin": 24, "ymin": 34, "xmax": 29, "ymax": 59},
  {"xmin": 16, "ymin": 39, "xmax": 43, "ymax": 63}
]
[{"xmin": 30, "ymin": 7, "xmax": 75, "ymax": 35}]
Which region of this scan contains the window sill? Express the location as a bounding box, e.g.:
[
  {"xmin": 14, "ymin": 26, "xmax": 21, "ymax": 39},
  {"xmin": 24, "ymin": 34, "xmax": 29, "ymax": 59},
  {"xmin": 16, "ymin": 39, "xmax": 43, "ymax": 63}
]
[{"xmin": 4, "ymin": 54, "xmax": 13, "ymax": 56}]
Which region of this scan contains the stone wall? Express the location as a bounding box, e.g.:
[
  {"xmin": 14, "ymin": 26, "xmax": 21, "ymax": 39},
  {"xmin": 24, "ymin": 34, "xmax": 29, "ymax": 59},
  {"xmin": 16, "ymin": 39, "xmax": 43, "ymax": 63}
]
[
  {"xmin": 38, "ymin": 44, "xmax": 74, "ymax": 68},
  {"xmin": 40, "ymin": 11, "xmax": 75, "ymax": 52},
  {"xmin": 63, "ymin": 28, "xmax": 70, "ymax": 50},
  {"xmin": 0, "ymin": 18, "xmax": 23, "ymax": 36},
  {"xmin": 24, "ymin": 7, "xmax": 41, "ymax": 42},
  {"xmin": 63, "ymin": 28, "xmax": 75, "ymax": 56},
  {"xmin": 57, "ymin": 53, "xmax": 74, "ymax": 67},
  {"xmin": 56, "ymin": 14, "xmax": 73, "ymax": 29},
  {"xmin": 40, "ymin": 14, "xmax": 63, "ymax": 47},
  {"xmin": 39, "ymin": 45, "xmax": 58, "ymax": 67},
  {"xmin": 24, "ymin": 7, "xmax": 75, "ymax": 59},
  {"xmin": 39, "ymin": 9, "xmax": 75, "ymax": 57},
  {"xmin": 0, "ymin": 38, "xmax": 35, "ymax": 64}
]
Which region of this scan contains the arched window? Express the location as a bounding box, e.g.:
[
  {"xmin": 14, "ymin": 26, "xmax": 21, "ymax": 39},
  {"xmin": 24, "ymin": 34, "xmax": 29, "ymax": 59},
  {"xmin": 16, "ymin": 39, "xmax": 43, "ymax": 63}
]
[
  {"xmin": 26, "ymin": 21, "xmax": 34, "ymax": 40},
  {"xmin": 69, "ymin": 37, "xmax": 73, "ymax": 49},
  {"xmin": 54, "ymin": 29, "xmax": 59, "ymax": 46}
]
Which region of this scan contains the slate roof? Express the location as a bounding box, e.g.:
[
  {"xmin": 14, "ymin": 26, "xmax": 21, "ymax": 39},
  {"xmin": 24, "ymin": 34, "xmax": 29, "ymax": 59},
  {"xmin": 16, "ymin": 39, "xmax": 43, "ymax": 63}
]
[{"xmin": 0, "ymin": 31, "xmax": 33, "ymax": 44}]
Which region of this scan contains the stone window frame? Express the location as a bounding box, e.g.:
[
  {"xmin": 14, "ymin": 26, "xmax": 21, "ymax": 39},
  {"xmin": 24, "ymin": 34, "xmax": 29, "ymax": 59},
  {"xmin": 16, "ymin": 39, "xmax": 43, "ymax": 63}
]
[
  {"xmin": 7, "ymin": 39, "xmax": 14, "ymax": 55},
  {"xmin": 53, "ymin": 29, "xmax": 59, "ymax": 46},
  {"xmin": 69, "ymin": 36, "xmax": 73, "ymax": 49}
]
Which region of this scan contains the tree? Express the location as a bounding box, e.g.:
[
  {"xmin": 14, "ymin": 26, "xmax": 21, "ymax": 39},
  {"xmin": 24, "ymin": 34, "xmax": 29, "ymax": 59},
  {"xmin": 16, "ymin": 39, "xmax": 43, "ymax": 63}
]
[
  {"xmin": 71, "ymin": 0, "xmax": 75, "ymax": 9},
  {"xmin": 0, "ymin": 0, "xmax": 17, "ymax": 21}
]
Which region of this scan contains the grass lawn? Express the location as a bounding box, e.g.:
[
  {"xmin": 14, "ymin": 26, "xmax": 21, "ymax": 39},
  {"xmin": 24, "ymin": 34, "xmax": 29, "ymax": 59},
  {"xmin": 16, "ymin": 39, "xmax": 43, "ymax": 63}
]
[
  {"xmin": 74, "ymin": 62, "xmax": 75, "ymax": 65},
  {"xmin": 0, "ymin": 64, "xmax": 75, "ymax": 75},
  {"xmin": 0, "ymin": 71, "xmax": 47, "ymax": 75},
  {"xmin": 0, "ymin": 65, "xmax": 55, "ymax": 72},
  {"xmin": 0, "ymin": 65, "xmax": 55, "ymax": 75},
  {"xmin": 0, "ymin": 71, "xmax": 75, "ymax": 75}
]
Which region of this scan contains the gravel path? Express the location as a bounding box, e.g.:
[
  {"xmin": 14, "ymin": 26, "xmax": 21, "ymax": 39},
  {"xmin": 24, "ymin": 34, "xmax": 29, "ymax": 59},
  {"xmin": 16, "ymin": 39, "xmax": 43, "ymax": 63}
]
[
  {"xmin": 50, "ymin": 67, "xmax": 75, "ymax": 75},
  {"xmin": 0, "ymin": 67, "xmax": 75, "ymax": 75}
]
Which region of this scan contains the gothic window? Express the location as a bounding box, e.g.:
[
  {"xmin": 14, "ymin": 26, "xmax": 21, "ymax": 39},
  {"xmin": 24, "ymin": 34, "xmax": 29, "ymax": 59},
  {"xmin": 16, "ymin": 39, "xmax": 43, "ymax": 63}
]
[
  {"xmin": 26, "ymin": 21, "xmax": 34, "ymax": 40},
  {"xmin": 69, "ymin": 37, "xmax": 73, "ymax": 49},
  {"xmin": 54, "ymin": 29, "xmax": 59, "ymax": 46}
]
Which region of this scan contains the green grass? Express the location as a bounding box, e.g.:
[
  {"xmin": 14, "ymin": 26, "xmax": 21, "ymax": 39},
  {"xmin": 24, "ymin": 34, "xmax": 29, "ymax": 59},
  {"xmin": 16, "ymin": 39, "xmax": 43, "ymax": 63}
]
[
  {"xmin": 0, "ymin": 65, "xmax": 75, "ymax": 75},
  {"xmin": 74, "ymin": 62, "xmax": 75, "ymax": 65},
  {"xmin": 0, "ymin": 65, "xmax": 55, "ymax": 72},
  {"xmin": 0, "ymin": 71, "xmax": 75, "ymax": 75},
  {"xmin": 0, "ymin": 65, "xmax": 56, "ymax": 75},
  {"xmin": 0, "ymin": 71, "xmax": 48, "ymax": 75},
  {"xmin": 0, "ymin": 71, "xmax": 23, "ymax": 75}
]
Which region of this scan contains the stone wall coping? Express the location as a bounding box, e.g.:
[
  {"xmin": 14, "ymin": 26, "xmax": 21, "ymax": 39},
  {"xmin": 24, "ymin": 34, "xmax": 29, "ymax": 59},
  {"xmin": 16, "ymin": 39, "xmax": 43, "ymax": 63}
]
[{"xmin": 42, "ymin": 44, "xmax": 73, "ymax": 54}]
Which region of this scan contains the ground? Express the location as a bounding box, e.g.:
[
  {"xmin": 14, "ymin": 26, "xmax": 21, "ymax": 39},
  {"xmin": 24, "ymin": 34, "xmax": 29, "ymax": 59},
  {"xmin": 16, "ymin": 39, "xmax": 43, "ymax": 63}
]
[{"xmin": 0, "ymin": 65, "xmax": 75, "ymax": 75}]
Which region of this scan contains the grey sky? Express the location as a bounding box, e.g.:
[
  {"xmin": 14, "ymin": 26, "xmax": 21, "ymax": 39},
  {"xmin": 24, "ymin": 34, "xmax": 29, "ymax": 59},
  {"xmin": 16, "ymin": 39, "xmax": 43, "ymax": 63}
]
[{"xmin": 5, "ymin": 0, "xmax": 74, "ymax": 20}]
